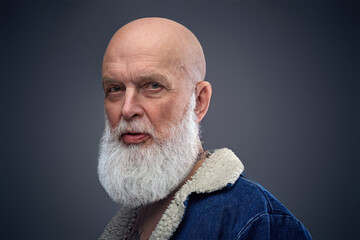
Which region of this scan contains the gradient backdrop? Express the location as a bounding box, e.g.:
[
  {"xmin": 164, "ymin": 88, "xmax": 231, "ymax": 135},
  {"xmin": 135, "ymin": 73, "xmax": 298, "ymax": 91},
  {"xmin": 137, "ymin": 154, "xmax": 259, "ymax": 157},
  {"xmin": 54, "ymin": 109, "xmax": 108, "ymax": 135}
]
[{"xmin": 3, "ymin": 0, "xmax": 360, "ymax": 239}]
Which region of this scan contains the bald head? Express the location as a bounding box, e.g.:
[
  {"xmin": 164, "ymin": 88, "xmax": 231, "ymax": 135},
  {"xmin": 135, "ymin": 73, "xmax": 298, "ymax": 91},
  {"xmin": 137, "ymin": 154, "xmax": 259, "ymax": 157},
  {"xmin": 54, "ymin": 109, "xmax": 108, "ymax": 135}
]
[
  {"xmin": 102, "ymin": 17, "xmax": 212, "ymax": 130},
  {"xmin": 103, "ymin": 17, "xmax": 206, "ymax": 85}
]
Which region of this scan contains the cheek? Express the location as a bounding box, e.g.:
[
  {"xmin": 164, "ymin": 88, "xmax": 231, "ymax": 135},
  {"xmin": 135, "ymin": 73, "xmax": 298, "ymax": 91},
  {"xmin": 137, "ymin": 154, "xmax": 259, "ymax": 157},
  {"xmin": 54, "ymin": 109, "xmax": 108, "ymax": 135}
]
[
  {"xmin": 104, "ymin": 102, "xmax": 121, "ymax": 129},
  {"xmin": 145, "ymin": 97, "xmax": 187, "ymax": 129}
]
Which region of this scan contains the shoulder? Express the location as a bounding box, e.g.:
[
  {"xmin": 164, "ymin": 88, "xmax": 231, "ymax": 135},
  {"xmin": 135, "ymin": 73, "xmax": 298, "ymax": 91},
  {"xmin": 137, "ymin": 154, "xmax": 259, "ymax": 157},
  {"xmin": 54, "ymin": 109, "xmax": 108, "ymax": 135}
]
[
  {"xmin": 230, "ymin": 175, "xmax": 291, "ymax": 215},
  {"xmin": 170, "ymin": 148, "xmax": 311, "ymax": 239},
  {"xmin": 174, "ymin": 175, "xmax": 312, "ymax": 239},
  {"xmin": 232, "ymin": 176, "xmax": 312, "ymax": 239},
  {"xmin": 184, "ymin": 175, "xmax": 292, "ymax": 223}
]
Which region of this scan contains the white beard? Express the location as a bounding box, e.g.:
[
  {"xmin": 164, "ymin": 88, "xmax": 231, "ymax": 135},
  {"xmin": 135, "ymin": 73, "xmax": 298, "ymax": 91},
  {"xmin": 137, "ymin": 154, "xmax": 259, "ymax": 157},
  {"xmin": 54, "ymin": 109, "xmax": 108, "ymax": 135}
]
[{"xmin": 98, "ymin": 94, "xmax": 201, "ymax": 208}]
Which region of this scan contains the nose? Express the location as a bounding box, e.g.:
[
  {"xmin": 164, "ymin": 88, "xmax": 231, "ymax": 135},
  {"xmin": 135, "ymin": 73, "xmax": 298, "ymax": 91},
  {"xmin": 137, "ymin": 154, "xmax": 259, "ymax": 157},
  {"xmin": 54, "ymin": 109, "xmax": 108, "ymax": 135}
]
[{"xmin": 121, "ymin": 88, "xmax": 144, "ymax": 120}]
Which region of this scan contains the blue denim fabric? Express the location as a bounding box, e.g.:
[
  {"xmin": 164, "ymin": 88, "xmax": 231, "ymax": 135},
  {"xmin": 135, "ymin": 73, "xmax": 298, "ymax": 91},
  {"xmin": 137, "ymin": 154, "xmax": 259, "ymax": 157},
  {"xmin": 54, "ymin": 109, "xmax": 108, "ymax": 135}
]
[{"xmin": 171, "ymin": 175, "xmax": 312, "ymax": 239}]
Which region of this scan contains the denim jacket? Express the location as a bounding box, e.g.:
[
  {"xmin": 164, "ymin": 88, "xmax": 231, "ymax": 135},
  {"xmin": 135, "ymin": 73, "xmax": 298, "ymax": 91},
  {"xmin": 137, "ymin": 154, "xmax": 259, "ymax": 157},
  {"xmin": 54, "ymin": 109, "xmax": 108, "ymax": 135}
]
[{"xmin": 100, "ymin": 148, "xmax": 312, "ymax": 239}]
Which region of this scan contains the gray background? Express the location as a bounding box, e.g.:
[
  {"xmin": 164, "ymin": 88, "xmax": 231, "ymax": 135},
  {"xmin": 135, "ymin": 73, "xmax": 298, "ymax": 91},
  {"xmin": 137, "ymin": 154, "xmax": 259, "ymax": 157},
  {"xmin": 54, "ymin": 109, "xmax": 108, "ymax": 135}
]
[{"xmin": 2, "ymin": 0, "xmax": 359, "ymax": 239}]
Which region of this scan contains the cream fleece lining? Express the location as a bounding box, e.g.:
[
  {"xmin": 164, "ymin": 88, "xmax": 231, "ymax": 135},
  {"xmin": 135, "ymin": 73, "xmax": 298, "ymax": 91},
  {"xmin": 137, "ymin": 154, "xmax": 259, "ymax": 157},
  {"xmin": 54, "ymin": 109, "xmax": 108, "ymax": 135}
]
[{"xmin": 99, "ymin": 148, "xmax": 244, "ymax": 240}]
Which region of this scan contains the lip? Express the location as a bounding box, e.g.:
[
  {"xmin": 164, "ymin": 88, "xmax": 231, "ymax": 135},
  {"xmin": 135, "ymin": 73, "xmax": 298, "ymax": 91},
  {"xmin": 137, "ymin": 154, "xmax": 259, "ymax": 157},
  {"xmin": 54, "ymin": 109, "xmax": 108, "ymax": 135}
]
[{"xmin": 121, "ymin": 132, "xmax": 150, "ymax": 144}]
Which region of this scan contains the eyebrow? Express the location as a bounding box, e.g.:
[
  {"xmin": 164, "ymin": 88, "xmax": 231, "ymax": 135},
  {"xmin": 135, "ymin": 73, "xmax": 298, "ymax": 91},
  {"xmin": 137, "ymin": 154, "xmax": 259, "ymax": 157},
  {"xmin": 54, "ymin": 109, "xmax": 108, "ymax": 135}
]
[
  {"xmin": 139, "ymin": 73, "xmax": 171, "ymax": 85},
  {"xmin": 102, "ymin": 78, "xmax": 120, "ymax": 89},
  {"xmin": 102, "ymin": 72, "xmax": 173, "ymax": 89}
]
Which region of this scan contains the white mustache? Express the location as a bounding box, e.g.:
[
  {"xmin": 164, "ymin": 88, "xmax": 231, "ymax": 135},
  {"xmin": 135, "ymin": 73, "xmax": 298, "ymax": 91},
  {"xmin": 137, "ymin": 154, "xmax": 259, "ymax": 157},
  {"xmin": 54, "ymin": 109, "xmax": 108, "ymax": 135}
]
[{"xmin": 116, "ymin": 118, "xmax": 155, "ymax": 136}]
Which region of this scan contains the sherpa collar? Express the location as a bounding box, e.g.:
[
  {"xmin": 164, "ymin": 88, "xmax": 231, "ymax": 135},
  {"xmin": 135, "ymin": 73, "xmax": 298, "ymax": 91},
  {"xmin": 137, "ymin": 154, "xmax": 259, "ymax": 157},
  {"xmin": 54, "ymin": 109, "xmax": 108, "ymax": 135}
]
[{"xmin": 99, "ymin": 148, "xmax": 244, "ymax": 240}]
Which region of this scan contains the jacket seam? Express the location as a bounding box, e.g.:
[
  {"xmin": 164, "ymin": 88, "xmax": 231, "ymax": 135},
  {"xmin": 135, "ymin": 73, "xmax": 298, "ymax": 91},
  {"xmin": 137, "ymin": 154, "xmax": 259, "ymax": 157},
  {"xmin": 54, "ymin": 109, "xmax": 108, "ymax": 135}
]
[
  {"xmin": 236, "ymin": 212, "xmax": 269, "ymax": 239},
  {"xmin": 256, "ymin": 184, "xmax": 274, "ymax": 213},
  {"xmin": 236, "ymin": 212, "xmax": 295, "ymax": 239}
]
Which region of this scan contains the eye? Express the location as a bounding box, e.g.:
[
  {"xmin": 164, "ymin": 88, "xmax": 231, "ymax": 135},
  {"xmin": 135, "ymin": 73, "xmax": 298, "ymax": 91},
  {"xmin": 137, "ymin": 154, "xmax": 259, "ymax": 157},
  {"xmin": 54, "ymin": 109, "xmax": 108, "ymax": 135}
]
[
  {"xmin": 106, "ymin": 85, "xmax": 125, "ymax": 98},
  {"xmin": 108, "ymin": 86, "xmax": 121, "ymax": 93},
  {"xmin": 148, "ymin": 82, "xmax": 160, "ymax": 89},
  {"xmin": 144, "ymin": 82, "xmax": 163, "ymax": 91}
]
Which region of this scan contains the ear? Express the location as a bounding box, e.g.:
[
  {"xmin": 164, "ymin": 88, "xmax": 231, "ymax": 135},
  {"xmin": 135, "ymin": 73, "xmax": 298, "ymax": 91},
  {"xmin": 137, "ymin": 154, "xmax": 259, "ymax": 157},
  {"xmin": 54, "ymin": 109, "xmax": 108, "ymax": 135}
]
[{"xmin": 194, "ymin": 81, "xmax": 212, "ymax": 123}]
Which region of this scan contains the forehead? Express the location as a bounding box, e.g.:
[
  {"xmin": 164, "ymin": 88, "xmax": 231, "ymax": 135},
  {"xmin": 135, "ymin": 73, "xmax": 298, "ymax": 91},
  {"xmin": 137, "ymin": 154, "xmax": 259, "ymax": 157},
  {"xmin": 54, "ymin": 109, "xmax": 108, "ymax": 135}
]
[
  {"xmin": 103, "ymin": 47, "xmax": 189, "ymax": 87},
  {"xmin": 103, "ymin": 56, "xmax": 176, "ymax": 82},
  {"xmin": 102, "ymin": 23, "xmax": 193, "ymax": 87}
]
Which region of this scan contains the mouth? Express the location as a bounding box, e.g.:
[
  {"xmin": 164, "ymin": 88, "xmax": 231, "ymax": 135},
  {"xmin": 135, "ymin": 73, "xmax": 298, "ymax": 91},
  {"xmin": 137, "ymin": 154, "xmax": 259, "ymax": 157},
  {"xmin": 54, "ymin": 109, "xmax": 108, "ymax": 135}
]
[{"xmin": 121, "ymin": 132, "xmax": 150, "ymax": 144}]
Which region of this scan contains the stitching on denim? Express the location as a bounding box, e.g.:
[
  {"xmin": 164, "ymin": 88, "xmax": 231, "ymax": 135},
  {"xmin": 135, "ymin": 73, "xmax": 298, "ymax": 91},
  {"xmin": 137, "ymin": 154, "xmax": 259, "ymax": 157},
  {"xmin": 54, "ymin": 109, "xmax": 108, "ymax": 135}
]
[
  {"xmin": 256, "ymin": 184, "xmax": 274, "ymax": 213},
  {"xmin": 236, "ymin": 212, "xmax": 269, "ymax": 239},
  {"xmin": 236, "ymin": 213, "xmax": 295, "ymax": 239}
]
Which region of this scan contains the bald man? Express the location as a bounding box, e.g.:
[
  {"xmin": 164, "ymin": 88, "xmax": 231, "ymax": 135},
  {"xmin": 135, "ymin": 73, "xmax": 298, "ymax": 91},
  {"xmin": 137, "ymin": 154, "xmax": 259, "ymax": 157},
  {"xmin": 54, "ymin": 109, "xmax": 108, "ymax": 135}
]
[{"xmin": 98, "ymin": 18, "xmax": 312, "ymax": 240}]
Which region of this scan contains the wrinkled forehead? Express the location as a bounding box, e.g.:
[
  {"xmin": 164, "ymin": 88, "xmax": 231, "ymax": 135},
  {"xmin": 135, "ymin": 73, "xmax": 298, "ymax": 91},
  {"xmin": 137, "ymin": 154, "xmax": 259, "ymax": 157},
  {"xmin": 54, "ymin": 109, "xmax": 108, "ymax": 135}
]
[{"xmin": 104, "ymin": 34, "xmax": 192, "ymax": 86}]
